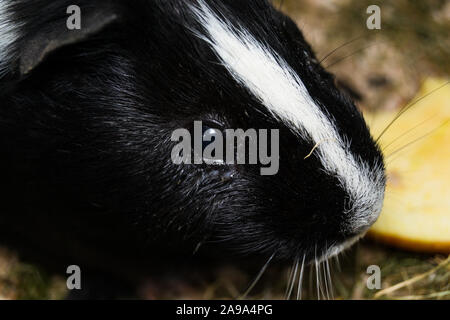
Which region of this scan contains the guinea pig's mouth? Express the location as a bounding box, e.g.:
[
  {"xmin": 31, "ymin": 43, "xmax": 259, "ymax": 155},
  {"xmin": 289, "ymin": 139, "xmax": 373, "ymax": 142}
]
[{"xmin": 317, "ymin": 231, "xmax": 368, "ymax": 263}]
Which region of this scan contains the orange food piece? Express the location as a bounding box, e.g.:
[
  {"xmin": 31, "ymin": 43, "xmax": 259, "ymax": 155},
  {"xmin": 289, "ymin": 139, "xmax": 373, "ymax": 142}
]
[{"xmin": 366, "ymin": 78, "xmax": 450, "ymax": 253}]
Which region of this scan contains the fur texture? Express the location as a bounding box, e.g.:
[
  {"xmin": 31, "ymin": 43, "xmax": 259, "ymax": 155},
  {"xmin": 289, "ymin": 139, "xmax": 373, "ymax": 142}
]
[
  {"xmin": 0, "ymin": 0, "xmax": 385, "ymax": 294},
  {"xmin": 0, "ymin": 0, "xmax": 19, "ymax": 76},
  {"xmin": 191, "ymin": 0, "xmax": 385, "ymax": 232}
]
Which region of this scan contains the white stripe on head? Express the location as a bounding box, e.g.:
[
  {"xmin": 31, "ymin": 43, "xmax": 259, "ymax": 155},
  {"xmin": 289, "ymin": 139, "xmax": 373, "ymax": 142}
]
[
  {"xmin": 0, "ymin": 0, "xmax": 19, "ymax": 77},
  {"xmin": 190, "ymin": 0, "xmax": 385, "ymax": 232}
]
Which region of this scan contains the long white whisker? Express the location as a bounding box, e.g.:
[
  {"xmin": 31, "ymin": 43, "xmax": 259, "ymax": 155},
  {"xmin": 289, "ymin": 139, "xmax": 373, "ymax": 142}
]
[
  {"xmin": 286, "ymin": 258, "xmax": 299, "ymax": 300},
  {"xmin": 323, "ymin": 259, "xmax": 330, "ymax": 300},
  {"xmin": 296, "ymin": 254, "xmax": 306, "ymax": 300},
  {"xmin": 315, "ymin": 245, "xmax": 320, "ymax": 300},
  {"xmin": 309, "ymin": 263, "xmax": 314, "ymax": 299},
  {"xmin": 335, "ymin": 254, "xmax": 341, "ymax": 272},
  {"xmin": 323, "ymin": 243, "xmax": 330, "ymax": 300},
  {"xmin": 326, "ymin": 258, "xmax": 334, "ymax": 300},
  {"xmin": 285, "ymin": 260, "xmax": 295, "ymax": 298},
  {"xmin": 239, "ymin": 252, "xmax": 275, "ymax": 299}
]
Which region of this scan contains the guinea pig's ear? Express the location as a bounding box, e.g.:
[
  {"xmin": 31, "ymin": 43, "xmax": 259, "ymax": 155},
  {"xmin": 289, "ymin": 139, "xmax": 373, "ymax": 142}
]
[{"xmin": 19, "ymin": 6, "xmax": 118, "ymax": 76}]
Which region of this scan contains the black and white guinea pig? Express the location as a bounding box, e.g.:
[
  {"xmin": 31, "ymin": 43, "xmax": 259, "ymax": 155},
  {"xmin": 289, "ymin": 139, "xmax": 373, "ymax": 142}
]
[{"xmin": 0, "ymin": 0, "xmax": 385, "ymax": 294}]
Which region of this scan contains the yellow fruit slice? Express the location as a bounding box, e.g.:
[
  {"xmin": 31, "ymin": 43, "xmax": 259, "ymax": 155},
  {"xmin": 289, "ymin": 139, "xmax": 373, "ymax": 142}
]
[{"xmin": 366, "ymin": 78, "xmax": 450, "ymax": 253}]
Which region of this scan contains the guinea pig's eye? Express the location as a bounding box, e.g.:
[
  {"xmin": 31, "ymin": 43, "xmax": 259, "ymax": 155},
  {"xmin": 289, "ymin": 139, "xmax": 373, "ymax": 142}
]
[
  {"xmin": 202, "ymin": 127, "xmax": 220, "ymax": 147},
  {"xmin": 183, "ymin": 120, "xmax": 226, "ymax": 166},
  {"xmin": 201, "ymin": 123, "xmax": 225, "ymax": 165}
]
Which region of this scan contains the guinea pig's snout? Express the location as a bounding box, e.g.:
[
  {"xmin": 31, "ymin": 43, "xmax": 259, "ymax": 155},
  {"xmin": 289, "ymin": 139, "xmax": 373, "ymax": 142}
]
[
  {"xmin": 349, "ymin": 204, "xmax": 383, "ymax": 234},
  {"xmin": 347, "ymin": 174, "xmax": 386, "ymax": 232},
  {"xmin": 310, "ymin": 182, "xmax": 385, "ymax": 260},
  {"xmin": 307, "ymin": 161, "xmax": 385, "ymax": 255},
  {"xmin": 334, "ymin": 163, "xmax": 386, "ymax": 249},
  {"xmin": 273, "ymin": 137, "xmax": 386, "ymax": 259}
]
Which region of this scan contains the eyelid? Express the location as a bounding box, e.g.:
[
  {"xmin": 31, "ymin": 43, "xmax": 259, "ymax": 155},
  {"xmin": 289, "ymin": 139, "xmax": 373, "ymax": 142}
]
[
  {"xmin": 201, "ymin": 119, "xmax": 226, "ymax": 131},
  {"xmin": 203, "ymin": 127, "xmax": 221, "ymax": 136}
]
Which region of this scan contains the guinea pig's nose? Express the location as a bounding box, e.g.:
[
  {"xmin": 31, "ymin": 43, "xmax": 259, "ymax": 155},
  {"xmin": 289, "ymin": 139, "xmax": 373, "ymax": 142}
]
[
  {"xmin": 353, "ymin": 226, "xmax": 369, "ymax": 236},
  {"xmin": 346, "ymin": 214, "xmax": 379, "ymax": 236}
]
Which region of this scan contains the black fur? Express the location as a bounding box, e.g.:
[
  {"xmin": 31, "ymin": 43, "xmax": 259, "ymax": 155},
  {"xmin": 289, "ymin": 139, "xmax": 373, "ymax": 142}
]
[{"xmin": 0, "ymin": 0, "xmax": 384, "ymax": 297}]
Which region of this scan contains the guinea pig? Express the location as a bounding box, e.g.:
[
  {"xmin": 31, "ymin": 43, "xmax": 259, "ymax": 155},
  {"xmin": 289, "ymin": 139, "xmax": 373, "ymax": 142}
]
[{"xmin": 0, "ymin": 0, "xmax": 386, "ymax": 297}]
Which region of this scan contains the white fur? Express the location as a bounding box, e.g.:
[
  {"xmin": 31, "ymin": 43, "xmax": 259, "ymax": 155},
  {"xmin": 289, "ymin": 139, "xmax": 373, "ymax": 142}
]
[
  {"xmin": 0, "ymin": 0, "xmax": 18, "ymax": 77},
  {"xmin": 191, "ymin": 1, "xmax": 385, "ymax": 234},
  {"xmin": 324, "ymin": 232, "xmax": 366, "ymax": 262}
]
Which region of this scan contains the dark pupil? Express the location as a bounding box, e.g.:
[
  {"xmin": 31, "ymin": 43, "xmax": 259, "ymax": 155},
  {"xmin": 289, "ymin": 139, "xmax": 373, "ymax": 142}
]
[{"xmin": 202, "ymin": 126, "xmax": 219, "ymax": 156}]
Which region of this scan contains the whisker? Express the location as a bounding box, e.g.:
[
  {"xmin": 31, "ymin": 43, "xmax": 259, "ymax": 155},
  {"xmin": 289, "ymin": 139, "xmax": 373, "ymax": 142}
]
[
  {"xmin": 325, "ymin": 42, "xmax": 383, "ymax": 69},
  {"xmin": 326, "ymin": 258, "xmax": 334, "ymax": 300},
  {"xmin": 296, "ymin": 254, "xmax": 306, "ymax": 300},
  {"xmin": 386, "ymin": 151, "xmax": 412, "ymax": 167},
  {"xmin": 285, "ymin": 260, "xmax": 295, "ymax": 298},
  {"xmin": 315, "ymin": 261, "xmax": 320, "ymax": 299},
  {"xmin": 334, "ymin": 254, "xmax": 341, "ymax": 272},
  {"xmin": 239, "ymin": 252, "xmax": 275, "ymax": 299},
  {"xmin": 376, "ymin": 81, "xmax": 450, "ymax": 143},
  {"xmin": 315, "ymin": 245, "xmax": 321, "ymax": 300},
  {"xmin": 319, "ymin": 35, "xmax": 366, "ymax": 64},
  {"xmin": 309, "ymin": 263, "xmax": 314, "ymax": 299},
  {"xmin": 286, "ymin": 257, "xmax": 299, "ymax": 300},
  {"xmin": 322, "ymin": 244, "xmax": 330, "ymax": 300},
  {"xmin": 381, "ymin": 113, "xmax": 438, "ymax": 153},
  {"xmin": 323, "ymin": 260, "xmax": 330, "ymax": 300},
  {"xmin": 386, "ymin": 120, "xmax": 449, "ymax": 160},
  {"xmin": 318, "ymin": 260, "xmax": 326, "ymax": 299}
]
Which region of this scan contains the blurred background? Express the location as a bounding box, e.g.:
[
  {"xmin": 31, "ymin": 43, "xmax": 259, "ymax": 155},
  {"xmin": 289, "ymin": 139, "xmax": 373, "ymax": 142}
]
[{"xmin": 0, "ymin": 0, "xmax": 449, "ymax": 299}]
